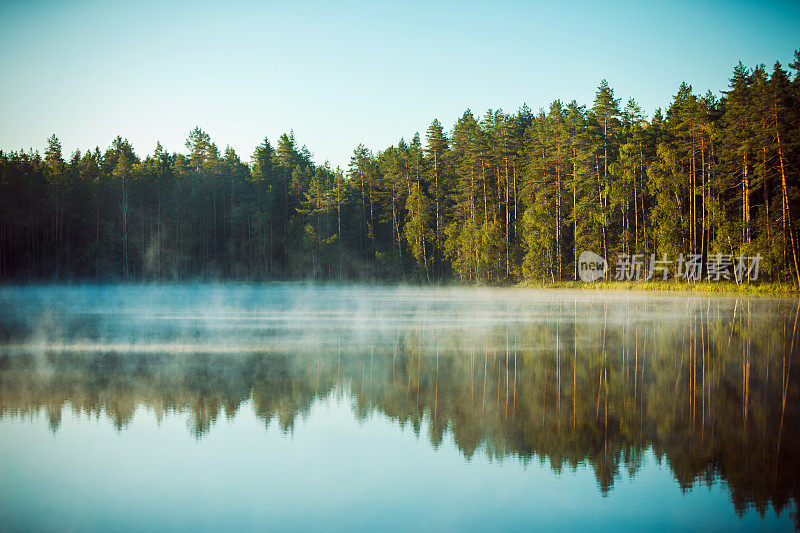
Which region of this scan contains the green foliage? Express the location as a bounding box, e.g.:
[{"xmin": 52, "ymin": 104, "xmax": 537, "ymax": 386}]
[
  {"xmin": 404, "ymin": 182, "xmax": 433, "ymax": 275},
  {"xmin": 1, "ymin": 49, "xmax": 800, "ymax": 286}
]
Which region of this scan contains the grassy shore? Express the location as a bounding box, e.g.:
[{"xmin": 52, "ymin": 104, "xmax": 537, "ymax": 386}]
[{"xmin": 516, "ymin": 279, "xmax": 800, "ymax": 295}]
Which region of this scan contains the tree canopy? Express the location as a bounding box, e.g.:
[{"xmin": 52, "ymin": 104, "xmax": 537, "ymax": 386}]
[{"xmin": 1, "ymin": 50, "xmax": 800, "ymax": 284}]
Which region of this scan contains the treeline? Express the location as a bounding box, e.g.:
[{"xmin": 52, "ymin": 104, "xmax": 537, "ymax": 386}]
[{"xmin": 2, "ymin": 50, "xmax": 800, "ymax": 283}]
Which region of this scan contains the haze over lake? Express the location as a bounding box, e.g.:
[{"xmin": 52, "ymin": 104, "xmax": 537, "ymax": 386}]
[{"xmin": 0, "ymin": 284, "xmax": 798, "ymax": 531}]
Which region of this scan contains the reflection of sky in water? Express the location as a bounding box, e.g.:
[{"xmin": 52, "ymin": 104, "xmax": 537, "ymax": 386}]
[
  {"xmin": 0, "ymin": 395, "xmax": 792, "ymax": 532},
  {"xmin": 0, "ymin": 285, "xmax": 798, "ymax": 531}
]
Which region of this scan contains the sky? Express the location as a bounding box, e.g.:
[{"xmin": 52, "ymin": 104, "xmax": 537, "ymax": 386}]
[{"xmin": 0, "ymin": 0, "xmax": 798, "ymax": 170}]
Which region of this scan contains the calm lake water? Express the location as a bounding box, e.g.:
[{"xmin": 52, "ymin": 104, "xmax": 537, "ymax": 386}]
[{"xmin": 0, "ymin": 284, "xmax": 798, "ymax": 531}]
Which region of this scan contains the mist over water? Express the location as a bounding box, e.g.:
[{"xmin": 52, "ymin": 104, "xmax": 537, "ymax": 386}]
[{"xmin": 1, "ymin": 284, "xmax": 798, "ymax": 531}]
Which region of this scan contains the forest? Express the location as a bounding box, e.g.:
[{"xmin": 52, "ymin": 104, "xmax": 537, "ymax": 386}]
[{"xmin": 1, "ymin": 50, "xmax": 799, "ymax": 284}]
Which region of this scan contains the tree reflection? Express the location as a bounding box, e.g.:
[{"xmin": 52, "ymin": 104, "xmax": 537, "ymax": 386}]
[{"xmin": 0, "ymin": 297, "xmax": 798, "ymax": 526}]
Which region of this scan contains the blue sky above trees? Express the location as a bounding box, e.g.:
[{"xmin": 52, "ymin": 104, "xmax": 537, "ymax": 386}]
[{"xmin": 0, "ymin": 0, "xmax": 798, "ymax": 169}]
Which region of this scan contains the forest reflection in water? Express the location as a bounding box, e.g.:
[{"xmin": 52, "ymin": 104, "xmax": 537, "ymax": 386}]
[{"xmin": 0, "ymin": 285, "xmax": 798, "ymax": 529}]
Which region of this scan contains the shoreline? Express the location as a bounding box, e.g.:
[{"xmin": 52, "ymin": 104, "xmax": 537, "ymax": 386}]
[
  {"xmin": 516, "ymin": 279, "xmax": 800, "ymax": 295},
  {"xmin": 0, "ymin": 278, "xmax": 798, "ymax": 295}
]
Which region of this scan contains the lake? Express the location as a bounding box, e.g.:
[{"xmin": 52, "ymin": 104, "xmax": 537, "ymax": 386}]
[{"xmin": 0, "ymin": 284, "xmax": 798, "ymax": 531}]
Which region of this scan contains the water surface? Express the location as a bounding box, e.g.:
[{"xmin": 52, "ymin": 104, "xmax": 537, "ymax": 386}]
[{"xmin": 0, "ymin": 285, "xmax": 798, "ymax": 531}]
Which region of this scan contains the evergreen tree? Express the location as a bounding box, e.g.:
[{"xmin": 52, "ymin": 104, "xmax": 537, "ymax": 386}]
[{"xmin": 1, "ymin": 49, "xmax": 799, "ymax": 285}]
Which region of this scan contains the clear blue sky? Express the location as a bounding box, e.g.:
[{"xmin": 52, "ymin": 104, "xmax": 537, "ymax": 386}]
[{"xmin": 1, "ymin": 0, "xmax": 798, "ymax": 170}]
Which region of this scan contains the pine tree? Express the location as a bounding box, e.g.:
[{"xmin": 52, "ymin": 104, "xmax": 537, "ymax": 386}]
[
  {"xmin": 404, "ymin": 181, "xmax": 432, "ymax": 279},
  {"xmin": 425, "ymin": 119, "xmax": 448, "ymax": 279},
  {"xmin": 590, "ymin": 80, "xmax": 621, "ymax": 259}
]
